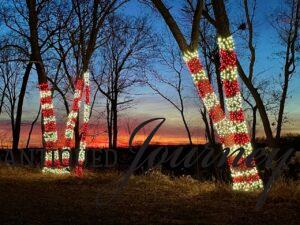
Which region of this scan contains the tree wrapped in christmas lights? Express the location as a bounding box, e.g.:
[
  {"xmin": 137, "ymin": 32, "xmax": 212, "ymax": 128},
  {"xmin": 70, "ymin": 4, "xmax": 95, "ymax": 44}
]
[
  {"xmin": 40, "ymin": 72, "xmax": 91, "ymax": 175},
  {"xmin": 217, "ymin": 36, "xmax": 262, "ymax": 190},
  {"xmin": 39, "ymin": 82, "xmax": 58, "ymax": 149},
  {"xmin": 62, "ymin": 71, "xmax": 91, "ymax": 172},
  {"xmin": 39, "ymin": 82, "xmax": 62, "ymax": 174},
  {"xmin": 151, "ymin": 0, "xmax": 263, "ymax": 191},
  {"xmin": 183, "ymin": 47, "xmax": 263, "ymax": 191}
]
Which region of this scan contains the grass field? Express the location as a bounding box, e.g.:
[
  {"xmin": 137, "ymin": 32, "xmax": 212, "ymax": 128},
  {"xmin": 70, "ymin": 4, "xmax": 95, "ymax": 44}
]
[{"xmin": 0, "ymin": 165, "xmax": 299, "ymax": 225}]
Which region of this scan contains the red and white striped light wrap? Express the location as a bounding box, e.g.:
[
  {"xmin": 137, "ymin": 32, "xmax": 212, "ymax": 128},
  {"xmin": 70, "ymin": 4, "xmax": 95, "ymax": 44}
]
[
  {"xmin": 183, "ymin": 51, "xmax": 233, "ymax": 146},
  {"xmin": 39, "ymin": 71, "xmax": 91, "ymax": 175},
  {"xmin": 217, "ymin": 35, "xmax": 263, "ymax": 190},
  {"xmin": 39, "ymin": 83, "xmax": 62, "ymax": 173},
  {"xmin": 78, "ymin": 71, "xmax": 91, "ymax": 174},
  {"xmin": 39, "ymin": 83, "xmax": 58, "ymax": 149},
  {"xmin": 183, "ymin": 45, "xmax": 263, "ymax": 191},
  {"xmin": 63, "ymin": 78, "xmax": 84, "ymax": 150},
  {"xmin": 61, "ymin": 71, "xmax": 90, "ymax": 174}
]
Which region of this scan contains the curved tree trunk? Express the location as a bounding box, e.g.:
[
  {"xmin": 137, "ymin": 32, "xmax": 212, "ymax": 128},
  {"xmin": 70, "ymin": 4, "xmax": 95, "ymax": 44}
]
[
  {"xmin": 237, "ymin": 62, "xmax": 276, "ymax": 147},
  {"xmin": 275, "ymin": 0, "xmax": 299, "ymax": 142},
  {"xmin": 180, "ymin": 111, "xmax": 193, "ymax": 145},
  {"xmin": 200, "ymin": 109, "xmax": 213, "ymax": 144},
  {"xmin": 12, "ymin": 59, "xmax": 33, "ymax": 152},
  {"xmin": 276, "ymin": 71, "xmax": 289, "ymax": 143},
  {"xmin": 26, "ymin": 106, "xmax": 41, "ymax": 149},
  {"xmin": 251, "ymin": 106, "xmax": 257, "ymax": 145}
]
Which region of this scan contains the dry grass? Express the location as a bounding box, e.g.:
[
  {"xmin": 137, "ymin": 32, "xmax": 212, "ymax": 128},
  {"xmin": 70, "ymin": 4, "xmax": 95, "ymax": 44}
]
[{"xmin": 0, "ymin": 165, "xmax": 299, "ymax": 225}]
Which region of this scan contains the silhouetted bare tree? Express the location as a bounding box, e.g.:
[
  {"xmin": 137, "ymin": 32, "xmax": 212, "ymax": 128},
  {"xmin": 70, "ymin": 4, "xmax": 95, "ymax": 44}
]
[
  {"xmin": 92, "ymin": 16, "xmax": 156, "ymax": 149},
  {"xmin": 146, "ymin": 40, "xmax": 193, "ymax": 145},
  {"xmin": 0, "ymin": 49, "xmax": 23, "ymax": 149},
  {"xmin": 273, "ymin": 0, "xmax": 299, "ymax": 143}
]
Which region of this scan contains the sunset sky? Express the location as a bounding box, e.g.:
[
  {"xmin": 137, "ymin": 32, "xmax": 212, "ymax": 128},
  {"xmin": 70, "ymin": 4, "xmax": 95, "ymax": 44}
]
[{"xmin": 0, "ymin": 0, "xmax": 299, "ymax": 148}]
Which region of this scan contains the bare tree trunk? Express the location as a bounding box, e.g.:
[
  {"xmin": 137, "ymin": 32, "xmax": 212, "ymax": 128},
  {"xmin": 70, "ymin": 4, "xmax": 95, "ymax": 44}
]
[
  {"xmin": 10, "ymin": 104, "xmax": 16, "ymax": 148},
  {"xmin": 276, "ymin": 71, "xmax": 289, "ymax": 142},
  {"xmin": 106, "ymin": 99, "xmax": 113, "ymax": 148},
  {"xmin": 13, "ymin": 59, "xmax": 33, "ymax": 152},
  {"xmin": 26, "ymin": 0, "xmax": 48, "ymax": 84},
  {"xmin": 243, "ymin": 0, "xmax": 256, "ymax": 81},
  {"xmin": 26, "ymin": 106, "xmax": 41, "ymax": 149},
  {"xmin": 276, "ymin": 0, "xmax": 299, "ymax": 143},
  {"xmin": 180, "ymin": 111, "xmax": 193, "ymax": 145},
  {"xmin": 252, "ymin": 106, "xmax": 257, "ymax": 145},
  {"xmin": 209, "ymin": 117, "xmax": 216, "ymax": 144},
  {"xmin": 112, "ymin": 100, "xmax": 118, "ymax": 149},
  {"xmin": 200, "ymin": 109, "xmax": 213, "ymax": 144},
  {"xmin": 177, "ymin": 75, "xmax": 193, "ymax": 145},
  {"xmin": 0, "ymin": 84, "xmax": 7, "ymax": 114},
  {"xmin": 237, "ymin": 63, "xmax": 276, "ymax": 147}
]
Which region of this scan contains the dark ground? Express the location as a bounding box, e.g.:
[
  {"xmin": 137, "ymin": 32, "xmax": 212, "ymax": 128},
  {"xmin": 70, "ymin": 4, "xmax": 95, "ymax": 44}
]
[{"xmin": 0, "ymin": 165, "xmax": 299, "ymax": 225}]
